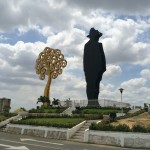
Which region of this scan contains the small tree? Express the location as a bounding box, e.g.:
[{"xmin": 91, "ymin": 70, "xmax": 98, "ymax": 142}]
[
  {"xmin": 52, "ymin": 98, "xmax": 60, "ymax": 106},
  {"xmin": 35, "ymin": 47, "xmax": 67, "ymax": 107},
  {"xmin": 37, "ymin": 96, "xmax": 50, "ymax": 107}
]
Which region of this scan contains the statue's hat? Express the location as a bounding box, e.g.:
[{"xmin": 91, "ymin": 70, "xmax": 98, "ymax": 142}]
[{"xmin": 87, "ymin": 28, "xmax": 102, "ymax": 38}]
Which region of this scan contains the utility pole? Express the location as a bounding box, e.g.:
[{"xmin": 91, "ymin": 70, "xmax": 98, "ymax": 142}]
[{"xmin": 119, "ymin": 88, "xmax": 124, "ymax": 115}]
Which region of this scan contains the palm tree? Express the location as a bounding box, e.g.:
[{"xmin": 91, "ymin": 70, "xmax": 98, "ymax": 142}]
[
  {"xmin": 52, "ymin": 98, "xmax": 60, "ymax": 106},
  {"xmin": 37, "ymin": 96, "xmax": 50, "ymax": 107}
]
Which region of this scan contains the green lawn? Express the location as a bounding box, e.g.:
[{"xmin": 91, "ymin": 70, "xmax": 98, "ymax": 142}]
[
  {"xmin": 0, "ymin": 115, "xmax": 8, "ymax": 122},
  {"xmin": 12, "ymin": 118, "xmax": 85, "ymax": 128}
]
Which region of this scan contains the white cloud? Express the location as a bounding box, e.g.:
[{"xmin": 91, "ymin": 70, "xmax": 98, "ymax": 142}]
[
  {"xmin": 0, "ymin": 0, "xmax": 72, "ymax": 32},
  {"xmin": 103, "ymin": 65, "xmax": 122, "ymax": 79},
  {"xmin": 140, "ymin": 69, "xmax": 150, "ymax": 80},
  {"xmin": 47, "ymin": 28, "xmax": 86, "ymax": 57},
  {"xmin": 121, "ymin": 78, "xmax": 147, "ymax": 89},
  {"xmin": 102, "ymin": 18, "xmax": 150, "ymax": 65},
  {"xmin": 66, "ymin": 0, "xmax": 150, "ymax": 15}
]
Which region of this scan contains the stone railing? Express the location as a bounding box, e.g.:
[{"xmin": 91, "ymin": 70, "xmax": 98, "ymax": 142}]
[{"xmin": 0, "ymin": 115, "xmax": 21, "ymax": 128}]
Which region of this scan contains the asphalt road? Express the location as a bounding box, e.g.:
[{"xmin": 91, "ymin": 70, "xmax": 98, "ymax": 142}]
[{"xmin": 0, "ymin": 131, "xmax": 146, "ymax": 150}]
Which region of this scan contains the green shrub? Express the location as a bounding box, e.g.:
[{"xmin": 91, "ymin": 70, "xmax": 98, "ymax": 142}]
[
  {"xmin": 101, "ymin": 118, "xmax": 111, "ymax": 124},
  {"xmin": 132, "ymin": 125, "xmax": 149, "ymax": 133},
  {"xmin": 89, "ymin": 122, "xmax": 149, "ymax": 133},
  {"xmin": 90, "ymin": 122, "xmax": 115, "ymax": 131},
  {"xmin": 89, "ymin": 122, "xmax": 99, "ymax": 130}
]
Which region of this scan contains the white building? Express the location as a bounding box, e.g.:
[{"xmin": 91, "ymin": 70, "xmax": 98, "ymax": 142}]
[{"xmin": 0, "ymin": 97, "xmax": 11, "ymax": 113}]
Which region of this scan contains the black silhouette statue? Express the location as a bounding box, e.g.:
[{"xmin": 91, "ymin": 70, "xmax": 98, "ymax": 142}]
[{"xmin": 83, "ymin": 28, "xmax": 106, "ymax": 106}]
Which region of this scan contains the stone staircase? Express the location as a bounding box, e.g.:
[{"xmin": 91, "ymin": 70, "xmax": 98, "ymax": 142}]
[
  {"xmin": 70, "ymin": 120, "xmax": 100, "ymax": 142},
  {"xmin": 61, "ymin": 107, "xmax": 75, "ymax": 116}
]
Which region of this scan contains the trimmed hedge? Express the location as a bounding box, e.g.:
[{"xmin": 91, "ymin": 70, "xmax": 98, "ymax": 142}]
[
  {"xmin": 11, "ymin": 118, "xmax": 85, "ymax": 128},
  {"xmin": 72, "ymin": 106, "xmax": 130, "ymax": 115},
  {"xmin": 29, "ymin": 107, "xmax": 66, "ymax": 113},
  {"xmin": 90, "ymin": 122, "xmax": 150, "ymax": 133},
  {"xmin": 132, "ymin": 124, "xmax": 150, "ymax": 133},
  {"xmin": 25, "ymin": 113, "xmax": 103, "ymax": 120}
]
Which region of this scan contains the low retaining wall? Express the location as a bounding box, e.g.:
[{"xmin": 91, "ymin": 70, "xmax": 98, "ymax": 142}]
[
  {"xmin": 6, "ymin": 124, "xmax": 68, "ymax": 140},
  {"xmin": 6, "ymin": 122, "xmax": 86, "ymax": 140},
  {"xmin": 84, "ymin": 130, "xmax": 150, "ymax": 149}
]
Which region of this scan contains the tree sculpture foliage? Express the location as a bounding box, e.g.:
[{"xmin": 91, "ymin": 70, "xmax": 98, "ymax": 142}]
[{"xmin": 35, "ymin": 47, "xmax": 67, "ymax": 106}]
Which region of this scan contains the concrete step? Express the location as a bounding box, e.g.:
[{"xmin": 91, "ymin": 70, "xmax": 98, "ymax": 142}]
[
  {"xmin": 84, "ymin": 124, "xmax": 90, "ymax": 127},
  {"xmin": 72, "ymin": 135, "xmax": 83, "ymax": 139},
  {"xmin": 80, "ymin": 126, "xmax": 89, "ymax": 130},
  {"xmin": 76, "ymin": 131, "xmax": 85, "ymax": 134},
  {"xmin": 79, "ymin": 128, "xmax": 86, "ymax": 131},
  {"xmin": 69, "ymin": 120, "xmax": 102, "ymax": 142},
  {"xmin": 82, "ymin": 125, "xmax": 90, "ymax": 128},
  {"xmin": 75, "ymin": 132, "xmax": 84, "ymax": 136},
  {"xmin": 84, "ymin": 122, "xmax": 91, "ymax": 125}
]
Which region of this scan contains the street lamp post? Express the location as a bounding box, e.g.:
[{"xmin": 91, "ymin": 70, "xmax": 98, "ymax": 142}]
[{"xmin": 119, "ymin": 88, "xmax": 124, "ymax": 115}]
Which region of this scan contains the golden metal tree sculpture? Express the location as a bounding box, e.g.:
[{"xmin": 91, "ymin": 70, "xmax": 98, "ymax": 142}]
[{"xmin": 35, "ymin": 47, "xmax": 67, "ymax": 106}]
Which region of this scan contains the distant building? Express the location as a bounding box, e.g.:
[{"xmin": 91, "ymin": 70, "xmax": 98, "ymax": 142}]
[{"xmin": 0, "ymin": 98, "xmax": 11, "ymax": 113}]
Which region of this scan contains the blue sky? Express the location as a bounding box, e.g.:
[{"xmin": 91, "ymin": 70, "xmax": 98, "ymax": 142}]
[{"xmin": 0, "ymin": 0, "xmax": 150, "ymax": 111}]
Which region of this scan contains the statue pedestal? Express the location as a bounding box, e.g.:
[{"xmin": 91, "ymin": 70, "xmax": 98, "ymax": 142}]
[{"xmin": 87, "ymin": 99, "xmax": 99, "ymax": 107}]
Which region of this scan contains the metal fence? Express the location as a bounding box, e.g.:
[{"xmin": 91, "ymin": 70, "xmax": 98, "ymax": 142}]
[{"xmin": 59, "ymin": 99, "xmax": 130, "ymax": 108}]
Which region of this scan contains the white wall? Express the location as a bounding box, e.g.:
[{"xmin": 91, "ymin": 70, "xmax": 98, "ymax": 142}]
[{"xmin": 85, "ymin": 130, "xmax": 150, "ymax": 149}]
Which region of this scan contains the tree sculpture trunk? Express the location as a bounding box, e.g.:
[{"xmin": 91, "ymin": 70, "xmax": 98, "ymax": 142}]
[
  {"xmin": 35, "ymin": 47, "xmax": 67, "ymax": 108},
  {"xmin": 43, "ymin": 74, "xmax": 51, "ymax": 107}
]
